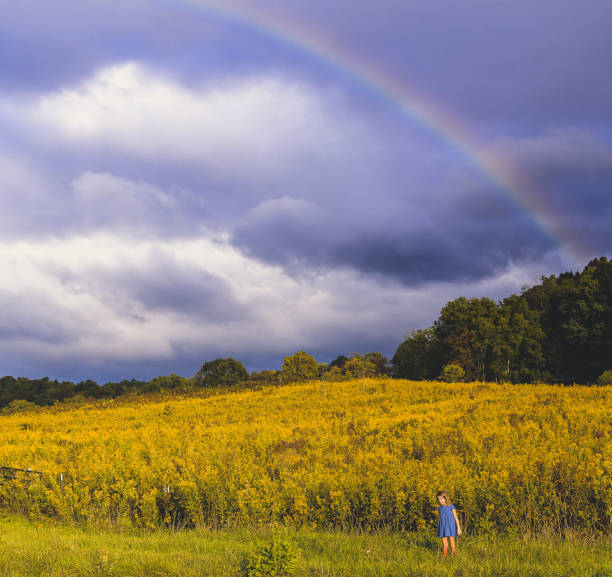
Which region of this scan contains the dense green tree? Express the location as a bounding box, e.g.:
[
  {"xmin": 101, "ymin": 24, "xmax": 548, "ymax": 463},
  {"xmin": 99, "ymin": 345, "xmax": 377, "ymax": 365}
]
[
  {"xmin": 249, "ymin": 370, "xmax": 281, "ymax": 385},
  {"xmin": 434, "ymin": 297, "xmax": 503, "ymax": 381},
  {"xmin": 522, "ymin": 257, "xmax": 612, "ymax": 383},
  {"xmin": 0, "ymin": 376, "xmax": 82, "ymax": 407},
  {"xmin": 281, "ymin": 350, "xmax": 319, "ymax": 383},
  {"xmin": 439, "ymin": 363, "xmax": 465, "ymax": 382},
  {"xmin": 98, "ymin": 379, "xmax": 147, "ymax": 398},
  {"xmin": 323, "ymin": 353, "xmax": 388, "ymax": 381},
  {"xmin": 394, "ymin": 257, "xmax": 611, "ymax": 385},
  {"xmin": 195, "ymin": 358, "xmax": 249, "ymax": 387},
  {"xmin": 142, "ymin": 374, "xmax": 191, "ymax": 392},
  {"xmin": 498, "ymin": 295, "xmax": 547, "ymax": 383},
  {"xmin": 392, "ymin": 328, "xmax": 442, "ymax": 380},
  {"xmin": 432, "ymin": 295, "xmax": 548, "ymax": 383},
  {"xmin": 343, "ymin": 356, "xmax": 377, "ymax": 379},
  {"xmin": 329, "ymin": 355, "xmax": 348, "ymax": 370},
  {"xmin": 323, "ymin": 366, "xmax": 345, "ymax": 381},
  {"xmin": 74, "ymin": 379, "xmax": 101, "ymax": 397},
  {"xmin": 363, "ymin": 352, "xmax": 391, "ymax": 375}
]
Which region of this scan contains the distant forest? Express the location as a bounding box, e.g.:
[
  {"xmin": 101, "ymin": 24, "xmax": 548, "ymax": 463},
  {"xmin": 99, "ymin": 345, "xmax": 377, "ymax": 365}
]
[
  {"xmin": 2, "ymin": 257, "xmax": 611, "ymax": 411},
  {"xmin": 394, "ymin": 256, "xmax": 612, "ymax": 385}
]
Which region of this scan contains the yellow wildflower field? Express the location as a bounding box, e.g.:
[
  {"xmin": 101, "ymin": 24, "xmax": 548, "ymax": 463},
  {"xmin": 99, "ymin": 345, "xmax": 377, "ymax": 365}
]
[{"xmin": 0, "ymin": 380, "xmax": 609, "ymax": 534}]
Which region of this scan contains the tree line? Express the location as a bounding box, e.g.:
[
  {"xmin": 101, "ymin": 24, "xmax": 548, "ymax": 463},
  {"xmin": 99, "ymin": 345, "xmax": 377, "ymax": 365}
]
[
  {"xmin": 393, "ymin": 256, "xmax": 612, "ymax": 384},
  {"xmin": 0, "ymin": 374, "xmax": 190, "ymax": 413},
  {"xmin": 2, "ymin": 257, "xmax": 611, "ymax": 411}
]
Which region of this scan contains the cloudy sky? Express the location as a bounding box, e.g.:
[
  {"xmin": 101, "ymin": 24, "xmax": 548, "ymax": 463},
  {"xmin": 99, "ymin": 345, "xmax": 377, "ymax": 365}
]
[{"xmin": 1, "ymin": 0, "xmax": 611, "ymax": 382}]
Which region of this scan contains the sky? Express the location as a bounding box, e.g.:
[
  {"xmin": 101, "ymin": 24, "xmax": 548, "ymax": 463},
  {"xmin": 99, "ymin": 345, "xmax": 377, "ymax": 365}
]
[{"xmin": 1, "ymin": 0, "xmax": 611, "ymax": 382}]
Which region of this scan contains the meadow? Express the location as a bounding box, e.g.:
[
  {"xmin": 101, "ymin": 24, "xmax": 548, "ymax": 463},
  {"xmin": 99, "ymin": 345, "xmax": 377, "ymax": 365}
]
[
  {"xmin": 0, "ymin": 514, "xmax": 610, "ymax": 577},
  {"xmin": 0, "ymin": 379, "xmax": 609, "ymax": 536}
]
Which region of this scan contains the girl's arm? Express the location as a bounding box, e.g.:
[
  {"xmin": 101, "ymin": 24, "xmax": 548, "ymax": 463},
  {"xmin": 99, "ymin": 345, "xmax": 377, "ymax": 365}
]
[{"xmin": 452, "ymin": 508, "xmax": 462, "ymax": 536}]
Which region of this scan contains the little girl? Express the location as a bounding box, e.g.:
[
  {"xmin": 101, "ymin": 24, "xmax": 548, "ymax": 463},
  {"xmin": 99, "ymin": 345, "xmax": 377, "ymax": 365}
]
[{"xmin": 436, "ymin": 490, "xmax": 462, "ymax": 556}]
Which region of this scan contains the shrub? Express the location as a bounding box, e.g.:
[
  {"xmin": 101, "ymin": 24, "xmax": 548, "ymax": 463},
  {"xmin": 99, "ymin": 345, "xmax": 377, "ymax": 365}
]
[
  {"xmin": 439, "ymin": 363, "xmax": 465, "ymax": 382},
  {"xmin": 1, "ymin": 399, "xmax": 38, "ymax": 414},
  {"xmin": 596, "ymin": 369, "xmax": 612, "ymax": 386},
  {"xmin": 241, "ymin": 537, "xmax": 299, "ymax": 577}
]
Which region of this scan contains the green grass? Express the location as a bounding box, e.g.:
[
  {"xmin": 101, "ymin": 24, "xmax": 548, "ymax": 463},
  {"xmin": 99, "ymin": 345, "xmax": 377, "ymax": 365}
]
[{"xmin": 0, "ymin": 516, "xmax": 609, "ymax": 576}]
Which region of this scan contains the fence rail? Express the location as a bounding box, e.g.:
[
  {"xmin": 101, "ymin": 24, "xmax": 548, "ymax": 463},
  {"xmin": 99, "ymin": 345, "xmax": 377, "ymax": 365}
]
[{"xmin": 0, "ymin": 466, "xmax": 43, "ymax": 482}]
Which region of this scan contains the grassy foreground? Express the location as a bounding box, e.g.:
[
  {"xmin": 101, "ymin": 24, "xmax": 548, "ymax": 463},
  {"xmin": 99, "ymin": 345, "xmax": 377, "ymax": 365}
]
[{"xmin": 0, "ymin": 515, "xmax": 609, "ymax": 577}]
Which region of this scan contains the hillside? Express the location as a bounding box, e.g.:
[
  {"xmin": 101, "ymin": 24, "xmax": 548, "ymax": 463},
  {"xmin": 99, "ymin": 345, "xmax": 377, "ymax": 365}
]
[{"xmin": 0, "ymin": 379, "xmax": 610, "ymax": 534}]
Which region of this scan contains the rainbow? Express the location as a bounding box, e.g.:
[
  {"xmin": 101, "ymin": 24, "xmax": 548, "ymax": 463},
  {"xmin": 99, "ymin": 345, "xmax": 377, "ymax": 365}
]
[{"xmin": 161, "ymin": 0, "xmax": 585, "ymax": 266}]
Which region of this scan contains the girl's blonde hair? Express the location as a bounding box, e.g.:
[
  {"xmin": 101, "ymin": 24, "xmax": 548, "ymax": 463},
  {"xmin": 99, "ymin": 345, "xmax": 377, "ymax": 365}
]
[{"xmin": 436, "ymin": 490, "xmax": 451, "ymax": 505}]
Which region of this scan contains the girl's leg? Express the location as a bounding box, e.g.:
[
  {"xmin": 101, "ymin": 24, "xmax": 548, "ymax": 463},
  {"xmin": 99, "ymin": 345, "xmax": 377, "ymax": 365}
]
[
  {"xmin": 442, "ymin": 537, "xmax": 448, "ymax": 557},
  {"xmin": 449, "ymin": 536, "xmax": 456, "ymax": 555}
]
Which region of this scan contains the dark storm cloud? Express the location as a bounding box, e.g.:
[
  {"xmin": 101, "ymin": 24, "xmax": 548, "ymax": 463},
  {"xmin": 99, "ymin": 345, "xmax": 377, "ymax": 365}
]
[
  {"xmin": 233, "ymin": 124, "xmax": 612, "ymax": 284},
  {"xmin": 108, "ymin": 264, "xmax": 244, "ymax": 321},
  {"xmin": 232, "ymin": 183, "xmax": 555, "ymax": 286},
  {"xmin": 328, "ymin": 226, "xmax": 544, "ymax": 285},
  {"xmin": 50, "ymin": 249, "xmax": 245, "ymax": 323},
  {"xmin": 231, "ymin": 196, "xmax": 336, "ymax": 267}
]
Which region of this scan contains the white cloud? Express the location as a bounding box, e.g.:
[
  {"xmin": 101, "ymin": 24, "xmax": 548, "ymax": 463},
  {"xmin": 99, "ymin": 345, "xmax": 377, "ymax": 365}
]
[
  {"xmin": 15, "ymin": 62, "xmax": 360, "ymax": 180},
  {"xmin": 70, "ymin": 171, "xmax": 206, "ymax": 233},
  {"xmin": 0, "ymin": 226, "xmax": 569, "ymax": 379},
  {"xmin": 73, "ymin": 172, "xmax": 176, "ymax": 209}
]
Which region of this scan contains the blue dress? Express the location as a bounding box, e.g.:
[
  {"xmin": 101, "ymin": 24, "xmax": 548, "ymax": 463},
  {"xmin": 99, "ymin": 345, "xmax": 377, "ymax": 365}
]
[{"xmin": 437, "ymin": 504, "xmax": 457, "ymax": 537}]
